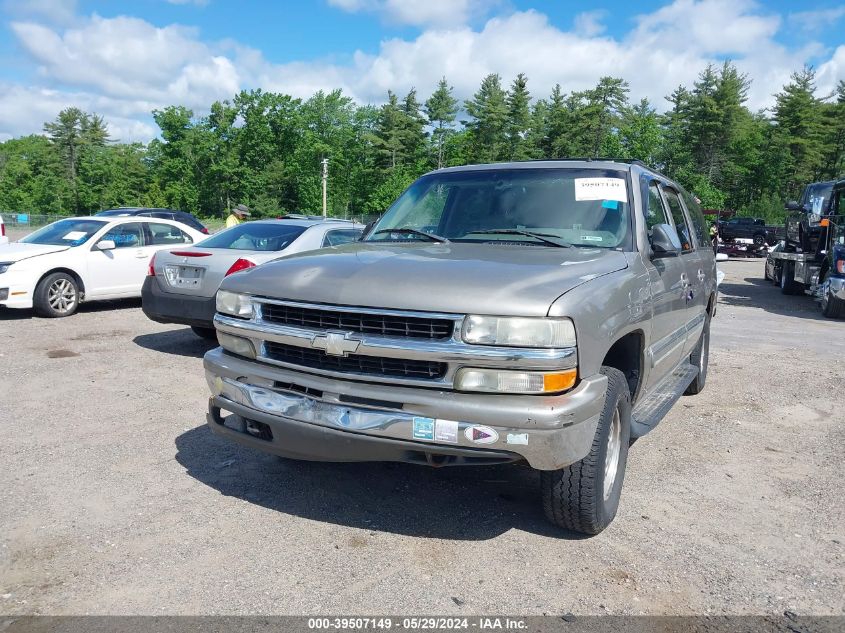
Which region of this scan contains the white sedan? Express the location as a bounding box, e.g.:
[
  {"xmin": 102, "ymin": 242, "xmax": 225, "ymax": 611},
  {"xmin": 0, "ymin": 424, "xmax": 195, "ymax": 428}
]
[{"xmin": 0, "ymin": 216, "xmax": 207, "ymax": 317}]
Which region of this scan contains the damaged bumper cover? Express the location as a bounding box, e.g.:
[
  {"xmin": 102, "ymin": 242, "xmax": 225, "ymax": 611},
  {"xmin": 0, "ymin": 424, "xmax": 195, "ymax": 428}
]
[{"xmin": 203, "ymin": 347, "xmax": 606, "ymax": 471}]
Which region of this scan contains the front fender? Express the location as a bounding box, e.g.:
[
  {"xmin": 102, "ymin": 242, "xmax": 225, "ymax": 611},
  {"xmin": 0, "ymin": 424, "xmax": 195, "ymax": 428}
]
[{"xmin": 548, "ymin": 257, "xmax": 651, "ymax": 378}]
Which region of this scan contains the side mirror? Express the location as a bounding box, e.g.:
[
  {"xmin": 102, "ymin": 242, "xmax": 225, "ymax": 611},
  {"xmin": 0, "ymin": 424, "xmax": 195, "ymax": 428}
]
[
  {"xmin": 95, "ymin": 240, "xmax": 116, "ymax": 251},
  {"xmin": 785, "ymin": 201, "xmax": 800, "ymax": 211},
  {"xmin": 716, "ymin": 253, "xmax": 729, "ymax": 262},
  {"xmin": 650, "ymin": 223, "xmax": 682, "ymax": 257}
]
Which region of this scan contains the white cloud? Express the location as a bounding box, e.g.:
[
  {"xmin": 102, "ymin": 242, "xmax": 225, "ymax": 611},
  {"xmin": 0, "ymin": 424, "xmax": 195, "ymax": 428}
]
[
  {"xmin": 3, "ymin": 0, "xmax": 845, "ymax": 142},
  {"xmin": 11, "ymin": 15, "xmax": 239, "ymax": 107},
  {"xmin": 788, "ymin": 6, "xmax": 845, "ymax": 32},
  {"xmin": 0, "ymin": 82, "xmax": 157, "ymax": 143},
  {"xmin": 573, "ymin": 10, "xmax": 607, "ymax": 37},
  {"xmin": 1, "ymin": 0, "xmax": 77, "ymax": 25},
  {"xmin": 326, "ymin": 0, "xmax": 495, "ymax": 27}
]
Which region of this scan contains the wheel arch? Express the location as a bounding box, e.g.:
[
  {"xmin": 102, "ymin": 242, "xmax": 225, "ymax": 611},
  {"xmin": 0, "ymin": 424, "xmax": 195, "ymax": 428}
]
[
  {"xmin": 36, "ymin": 267, "xmax": 86, "ymax": 299},
  {"xmin": 599, "ymin": 329, "xmax": 646, "ymax": 405}
]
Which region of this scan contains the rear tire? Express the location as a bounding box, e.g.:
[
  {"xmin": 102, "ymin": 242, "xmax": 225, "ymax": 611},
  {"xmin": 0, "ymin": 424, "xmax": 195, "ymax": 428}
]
[
  {"xmin": 780, "ymin": 261, "xmax": 802, "ymax": 295},
  {"xmin": 685, "ymin": 311, "xmax": 710, "ymax": 395},
  {"xmin": 821, "ymin": 281, "xmax": 845, "ymax": 319},
  {"xmin": 34, "ymin": 272, "xmax": 79, "ymax": 318},
  {"xmin": 753, "ymin": 233, "xmax": 765, "ymax": 247},
  {"xmin": 540, "ymin": 367, "xmax": 631, "ymax": 535},
  {"xmin": 191, "ymin": 326, "xmax": 218, "ymax": 340}
]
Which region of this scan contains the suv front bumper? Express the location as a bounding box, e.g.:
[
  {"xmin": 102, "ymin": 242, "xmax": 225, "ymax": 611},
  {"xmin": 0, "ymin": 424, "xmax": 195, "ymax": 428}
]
[{"xmin": 203, "ymin": 347, "xmax": 606, "ymax": 471}]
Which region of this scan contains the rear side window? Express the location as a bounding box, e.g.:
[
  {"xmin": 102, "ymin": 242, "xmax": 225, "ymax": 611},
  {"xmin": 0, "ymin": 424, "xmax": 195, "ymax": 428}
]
[
  {"xmin": 645, "ymin": 182, "xmax": 669, "ymax": 233},
  {"xmin": 147, "ymin": 222, "xmax": 193, "ymax": 245},
  {"xmin": 322, "ymin": 229, "xmax": 363, "ymax": 247},
  {"xmin": 199, "ymin": 222, "xmax": 306, "ymax": 251},
  {"xmin": 681, "ymin": 191, "xmax": 708, "ymax": 247},
  {"xmin": 662, "ymin": 188, "xmax": 693, "ymax": 252}
]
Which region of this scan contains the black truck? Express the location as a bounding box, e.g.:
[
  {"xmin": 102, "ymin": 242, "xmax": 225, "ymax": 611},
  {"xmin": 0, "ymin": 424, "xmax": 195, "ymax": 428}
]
[
  {"xmin": 767, "ymin": 179, "xmax": 845, "ymax": 318},
  {"xmin": 717, "ymin": 216, "xmax": 780, "ymax": 246}
]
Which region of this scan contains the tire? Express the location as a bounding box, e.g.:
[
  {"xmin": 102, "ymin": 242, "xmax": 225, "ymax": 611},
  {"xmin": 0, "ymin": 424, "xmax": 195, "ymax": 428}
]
[
  {"xmin": 780, "ymin": 261, "xmax": 802, "ymax": 295},
  {"xmin": 821, "ymin": 281, "xmax": 845, "ymax": 319},
  {"xmin": 752, "ymin": 233, "xmax": 765, "ymax": 247},
  {"xmin": 541, "ymin": 366, "xmax": 631, "ymax": 535},
  {"xmin": 191, "ymin": 326, "xmax": 218, "ymax": 340},
  {"xmin": 685, "ymin": 311, "xmax": 710, "ymax": 395},
  {"xmin": 33, "ymin": 272, "xmax": 80, "ymax": 318}
]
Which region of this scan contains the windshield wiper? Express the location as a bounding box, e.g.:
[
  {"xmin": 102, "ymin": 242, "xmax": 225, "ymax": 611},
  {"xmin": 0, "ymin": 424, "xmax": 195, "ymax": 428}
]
[
  {"xmin": 465, "ymin": 229, "xmax": 570, "ymax": 248},
  {"xmin": 373, "ymin": 227, "xmax": 450, "ymax": 243}
]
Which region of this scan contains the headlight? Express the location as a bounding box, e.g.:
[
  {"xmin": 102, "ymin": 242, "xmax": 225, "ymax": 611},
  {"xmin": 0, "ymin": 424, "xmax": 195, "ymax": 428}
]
[
  {"xmin": 454, "ymin": 368, "xmax": 577, "ymax": 394},
  {"xmin": 217, "ymin": 332, "xmax": 256, "ymax": 359},
  {"xmin": 216, "ymin": 290, "xmax": 253, "ymax": 318},
  {"xmin": 0, "ymin": 262, "xmax": 13, "ymax": 274},
  {"xmin": 462, "ymin": 316, "xmax": 576, "ymax": 348}
]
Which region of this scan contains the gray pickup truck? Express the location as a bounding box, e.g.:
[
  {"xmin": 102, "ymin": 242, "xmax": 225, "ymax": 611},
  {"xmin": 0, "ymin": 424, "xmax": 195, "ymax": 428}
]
[{"xmin": 203, "ymin": 160, "xmax": 716, "ymax": 535}]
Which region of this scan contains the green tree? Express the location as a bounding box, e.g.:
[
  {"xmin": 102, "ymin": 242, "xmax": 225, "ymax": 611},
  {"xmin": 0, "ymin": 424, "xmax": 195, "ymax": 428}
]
[
  {"xmin": 618, "ymin": 99, "xmax": 661, "ymax": 164},
  {"xmin": 773, "ymin": 66, "xmax": 827, "ymax": 195},
  {"xmin": 464, "ymin": 73, "xmax": 509, "ymax": 162},
  {"xmin": 505, "ymin": 73, "xmax": 532, "ymax": 160},
  {"xmin": 43, "ymin": 107, "xmax": 110, "ymax": 213},
  {"xmin": 424, "ymin": 77, "xmax": 459, "ymax": 169}
]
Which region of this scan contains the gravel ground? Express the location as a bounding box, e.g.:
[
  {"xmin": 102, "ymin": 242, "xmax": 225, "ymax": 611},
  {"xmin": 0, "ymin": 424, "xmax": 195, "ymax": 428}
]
[{"xmin": 0, "ymin": 258, "xmax": 843, "ymax": 616}]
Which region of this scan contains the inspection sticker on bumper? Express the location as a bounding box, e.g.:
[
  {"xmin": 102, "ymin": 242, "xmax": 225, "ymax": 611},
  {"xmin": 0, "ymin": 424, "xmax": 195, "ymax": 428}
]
[
  {"xmin": 413, "ymin": 417, "xmax": 435, "ymax": 440},
  {"xmin": 434, "ymin": 419, "xmax": 458, "ymax": 443}
]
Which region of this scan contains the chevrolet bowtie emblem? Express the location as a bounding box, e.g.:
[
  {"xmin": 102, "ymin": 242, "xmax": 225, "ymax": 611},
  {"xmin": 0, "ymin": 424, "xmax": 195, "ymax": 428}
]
[{"xmin": 311, "ymin": 331, "xmax": 362, "ymax": 357}]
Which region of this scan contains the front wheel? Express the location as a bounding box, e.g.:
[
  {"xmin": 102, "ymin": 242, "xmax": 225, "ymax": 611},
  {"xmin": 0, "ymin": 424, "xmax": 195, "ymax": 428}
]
[
  {"xmin": 753, "ymin": 233, "xmax": 766, "ymax": 247},
  {"xmin": 821, "ymin": 281, "xmax": 845, "ymax": 319},
  {"xmin": 34, "ymin": 272, "xmax": 79, "ymax": 318},
  {"xmin": 540, "ymin": 366, "xmax": 631, "ymax": 535}
]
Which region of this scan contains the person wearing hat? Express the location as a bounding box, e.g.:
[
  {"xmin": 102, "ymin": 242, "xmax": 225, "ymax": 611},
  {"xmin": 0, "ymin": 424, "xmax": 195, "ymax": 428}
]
[{"xmin": 226, "ymin": 204, "xmax": 250, "ymax": 228}]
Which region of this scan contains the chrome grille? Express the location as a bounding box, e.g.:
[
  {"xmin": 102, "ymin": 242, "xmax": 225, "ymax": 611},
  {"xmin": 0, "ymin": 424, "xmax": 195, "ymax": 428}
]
[
  {"xmin": 264, "ymin": 341, "xmax": 447, "ymax": 380},
  {"xmin": 260, "ymin": 302, "xmax": 454, "ymax": 340}
]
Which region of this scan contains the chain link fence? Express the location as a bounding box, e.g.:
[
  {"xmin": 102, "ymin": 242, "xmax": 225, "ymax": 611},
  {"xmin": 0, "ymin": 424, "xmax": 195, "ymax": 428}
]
[{"xmin": 1, "ymin": 212, "xmax": 73, "ymax": 229}]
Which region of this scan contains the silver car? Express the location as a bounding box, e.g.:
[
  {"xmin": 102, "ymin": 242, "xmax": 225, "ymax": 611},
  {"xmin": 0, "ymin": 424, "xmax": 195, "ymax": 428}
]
[{"xmin": 142, "ymin": 218, "xmax": 363, "ymax": 337}]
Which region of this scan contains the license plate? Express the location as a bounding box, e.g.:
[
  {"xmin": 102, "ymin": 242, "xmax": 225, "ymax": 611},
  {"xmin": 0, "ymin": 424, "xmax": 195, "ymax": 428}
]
[{"xmin": 164, "ymin": 265, "xmax": 205, "ymax": 287}]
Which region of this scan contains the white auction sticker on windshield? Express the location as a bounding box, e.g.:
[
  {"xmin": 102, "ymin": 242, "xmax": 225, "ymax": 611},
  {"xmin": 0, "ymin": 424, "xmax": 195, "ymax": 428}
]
[
  {"xmin": 62, "ymin": 231, "xmax": 87, "ymax": 240},
  {"xmin": 574, "ymin": 178, "xmax": 627, "ymax": 202}
]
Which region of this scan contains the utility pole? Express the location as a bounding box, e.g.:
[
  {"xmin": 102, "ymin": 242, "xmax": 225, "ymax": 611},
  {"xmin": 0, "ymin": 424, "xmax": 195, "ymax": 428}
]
[{"xmin": 320, "ymin": 158, "xmax": 329, "ymax": 217}]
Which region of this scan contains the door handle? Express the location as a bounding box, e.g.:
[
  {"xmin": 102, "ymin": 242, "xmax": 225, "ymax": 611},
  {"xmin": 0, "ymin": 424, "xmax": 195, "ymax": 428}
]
[{"xmin": 135, "ymin": 250, "xmax": 148, "ymax": 259}]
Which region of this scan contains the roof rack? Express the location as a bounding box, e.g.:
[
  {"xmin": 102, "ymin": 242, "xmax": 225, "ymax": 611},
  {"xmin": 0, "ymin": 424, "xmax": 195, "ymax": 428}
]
[{"xmin": 523, "ymin": 157, "xmax": 650, "ymax": 167}]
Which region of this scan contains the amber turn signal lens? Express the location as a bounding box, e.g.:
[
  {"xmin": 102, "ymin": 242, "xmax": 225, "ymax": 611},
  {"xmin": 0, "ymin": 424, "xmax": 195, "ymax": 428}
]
[{"xmin": 543, "ymin": 370, "xmax": 577, "ymax": 393}]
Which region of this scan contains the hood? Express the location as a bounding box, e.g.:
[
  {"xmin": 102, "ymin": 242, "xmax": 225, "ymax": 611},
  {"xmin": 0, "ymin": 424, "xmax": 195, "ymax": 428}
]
[
  {"xmin": 0, "ymin": 242, "xmax": 70, "ymax": 263},
  {"xmin": 221, "ymin": 242, "xmax": 628, "ymax": 316}
]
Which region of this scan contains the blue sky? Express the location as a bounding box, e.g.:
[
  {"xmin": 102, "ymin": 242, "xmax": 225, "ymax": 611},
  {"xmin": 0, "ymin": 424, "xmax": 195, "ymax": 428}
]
[{"xmin": 1, "ymin": 0, "xmax": 844, "ymax": 141}]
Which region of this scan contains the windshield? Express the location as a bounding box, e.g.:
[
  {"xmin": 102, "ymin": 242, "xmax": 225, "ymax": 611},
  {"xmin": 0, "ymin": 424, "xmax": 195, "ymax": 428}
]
[
  {"xmin": 366, "ymin": 168, "xmax": 632, "ymax": 249},
  {"xmin": 20, "ymin": 219, "xmax": 107, "ymax": 246},
  {"xmin": 198, "ymin": 222, "xmax": 307, "ymax": 251},
  {"xmin": 802, "ymin": 183, "xmax": 834, "ymax": 214}
]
